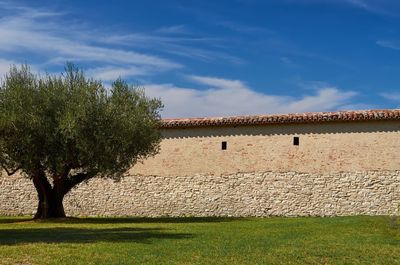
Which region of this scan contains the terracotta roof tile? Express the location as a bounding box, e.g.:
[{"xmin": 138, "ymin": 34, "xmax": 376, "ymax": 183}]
[{"xmin": 161, "ymin": 109, "xmax": 400, "ymax": 129}]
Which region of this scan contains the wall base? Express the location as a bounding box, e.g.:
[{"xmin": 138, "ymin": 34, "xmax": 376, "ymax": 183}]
[{"xmin": 1, "ymin": 171, "xmax": 399, "ymax": 217}]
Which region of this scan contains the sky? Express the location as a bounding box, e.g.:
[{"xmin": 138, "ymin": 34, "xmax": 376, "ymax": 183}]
[{"xmin": 0, "ymin": 0, "xmax": 400, "ymax": 118}]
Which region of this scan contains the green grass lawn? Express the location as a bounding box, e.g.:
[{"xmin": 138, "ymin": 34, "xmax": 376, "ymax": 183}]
[{"xmin": 0, "ymin": 216, "xmax": 399, "ymax": 265}]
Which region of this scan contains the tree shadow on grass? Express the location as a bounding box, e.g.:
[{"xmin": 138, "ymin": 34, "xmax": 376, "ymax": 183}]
[
  {"xmin": 0, "ymin": 227, "xmax": 193, "ymax": 245},
  {"xmin": 66, "ymin": 216, "xmax": 246, "ymax": 224},
  {"xmin": 0, "ymin": 217, "xmax": 34, "ymax": 224},
  {"xmin": 0, "ymin": 216, "xmax": 246, "ymax": 224}
]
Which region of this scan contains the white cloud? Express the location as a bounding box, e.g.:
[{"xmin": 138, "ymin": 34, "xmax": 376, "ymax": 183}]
[
  {"xmin": 187, "ymin": 75, "xmax": 249, "ymax": 90},
  {"xmin": 0, "ymin": 58, "xmax": 42, "ymax": 81},
  {"xmin": 381, "ymin": 92, "xmax": 400, "ymax": 101},
  {"xmin": 0, "ymin": 2, "xmax": 246, "ymax": 79},
  {"xmin": 144, "ymin": 76, "xmax": 358, "ymax": 118},
  {"xmin": 0, "ymin": 20, "xmax": 181, "ymax": 70},
  {"xmin": 285, "ymin": 88, "xmax": 357, "ymax": 112},
  {"xmin": 86, "ymin": 66, "xmax": 149, "ymax": 81},
  {"xmin": 0, "ymin": 59, "xmax": 16, "ymax": 78}
]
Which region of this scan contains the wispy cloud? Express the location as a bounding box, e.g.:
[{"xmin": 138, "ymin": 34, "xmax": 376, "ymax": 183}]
[
  {"xmin": 376, "ymin": 40, "xmax": 400, "ymax": 50},
  {"xmin": 0, "ymin": 1, "xmax": 247, "ymax": 79},
  {"xmin": 156, "ymin": 25, "xmax": 188, "ymax": 34},
  {"xmin": 345, "ymin": 0, "xmax": 400, "ymax": 15},
  {"xmin": 99, "ymin": 32, "xmax": 242, "ymax": 64},
  {"xmin": 217, "ymin": 20, "xmax": 273, "ymax": 34},
  {"xmin": 249, "ymin": 37, "xmax": 354, "ymax": 71},
  {"xmin": 381, "ymin": 92, "xmax": 400, "ymax": 102},
  {"xmin": 0, "ymin": 1, "xmax": 370, "ymax": 118},
  {"xmin": 280, "ymin": 57, "xmax": 298, "ymax": 68},
  {"xmin": 144, "ymin": 75, "xmax": 358, "ymax": 118},
  {"xmin": 283, "ymin": 0, "xmax": 400, "ymax": 16},
  {"xmin": 346, "ymin": 0, "xmax": 372, "ymax": 10},
  {"xmin": 0, "ymin": 7, "xmax": 181, "ymax": 72}
]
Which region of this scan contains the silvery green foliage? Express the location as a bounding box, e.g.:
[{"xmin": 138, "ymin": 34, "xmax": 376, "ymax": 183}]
[{"xmin": 0, "ymin": 63, "xmax": 163, "ymax": 182}]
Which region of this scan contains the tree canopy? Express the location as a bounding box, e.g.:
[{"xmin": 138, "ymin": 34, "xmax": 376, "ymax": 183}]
[{"xmin": 0, "ymin": 64, "xmax": 163, "ymax": 218}]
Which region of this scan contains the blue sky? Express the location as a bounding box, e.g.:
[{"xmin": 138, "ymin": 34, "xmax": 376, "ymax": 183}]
[{"xmin": 0, "ymin": 0, "xmax": 400, "ymax": 117}]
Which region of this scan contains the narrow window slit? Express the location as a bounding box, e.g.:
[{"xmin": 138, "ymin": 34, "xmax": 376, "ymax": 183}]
[
  {"xmin": 221, "ymin": 141, "xmax": 227, "ymax": 150},
  {"xmin": 293, "ymin": 136, "xmax": 299, "ymax": 146}
]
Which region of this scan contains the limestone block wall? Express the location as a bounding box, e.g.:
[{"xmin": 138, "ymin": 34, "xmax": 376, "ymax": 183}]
[
  {"xmin": 1, "ymin": 170, "xmax": 399, "ymax": 217},
  {"xmin": 0, "ymin": 175, "xmax": 37, "ymax": 216}
]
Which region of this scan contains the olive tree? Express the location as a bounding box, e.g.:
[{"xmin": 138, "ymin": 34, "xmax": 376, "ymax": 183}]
[{"xmin": 0, "ymin": 64, "xmax": 162, "ymax": 219}]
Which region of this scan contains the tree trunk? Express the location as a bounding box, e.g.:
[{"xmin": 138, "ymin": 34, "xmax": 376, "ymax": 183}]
[
  {"xmin": 34, "ymin": 192, "xmax": 66, "ymax": 219},
  {"xmin": 32, "ymin": 173, "xmax": 66, "ymax": 219}
]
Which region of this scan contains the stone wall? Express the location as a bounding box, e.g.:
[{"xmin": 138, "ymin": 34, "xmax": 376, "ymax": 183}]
[
  {"xmin": 1, "ymin": 120, "xmax": 399, "ymax": 217},
  {"xmin": 1, "ymin": 170, "xmax": 399, "ymax": 217}
]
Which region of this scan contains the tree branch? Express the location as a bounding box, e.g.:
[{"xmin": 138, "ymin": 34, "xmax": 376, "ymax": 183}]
[
  {"xmin": 61, "ymin": 164, "xmax": 71, "ymax": 180},
  {"xmin": 64, "ymin": 172, "xmax": 95, "ymax": 194},
  {"xmin": 1, "ymin": 163, "xmax": 21, "ymax": 176}
]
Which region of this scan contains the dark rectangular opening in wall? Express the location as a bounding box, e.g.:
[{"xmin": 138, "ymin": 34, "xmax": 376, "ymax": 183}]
[
  {"xmin": 221, "ymin": 141, "xmax": 227, "ymax": 150},
  {"xmin": 293, "ymin": 136, "xmax": 299, "ymax": 146}
]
